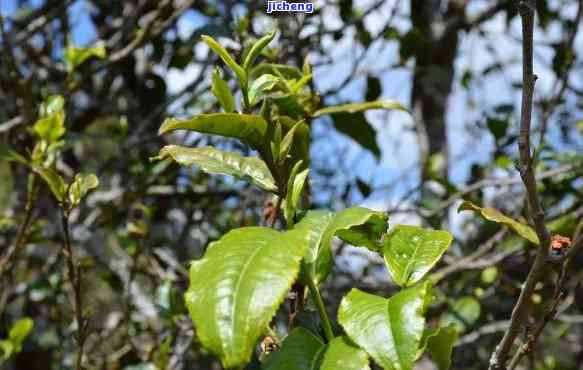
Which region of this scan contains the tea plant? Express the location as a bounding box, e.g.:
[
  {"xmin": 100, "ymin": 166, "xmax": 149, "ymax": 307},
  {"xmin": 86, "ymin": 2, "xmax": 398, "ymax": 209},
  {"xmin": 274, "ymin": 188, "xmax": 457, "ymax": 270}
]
[{"xmin": 154, "ymin": 29, "xmax": 457, "ymax": 370}]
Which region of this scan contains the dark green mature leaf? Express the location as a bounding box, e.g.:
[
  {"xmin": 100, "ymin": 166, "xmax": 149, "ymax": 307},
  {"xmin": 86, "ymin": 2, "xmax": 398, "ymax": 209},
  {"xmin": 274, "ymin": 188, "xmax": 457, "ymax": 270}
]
[
  {"xmin": 313, "ymin": 101, "xmax": 408, "ymax": 117},
  {"xmin": 0, "ymin": 162, "xmax": 14, "ymax": 214},
  {"xmin": 338, "ymin": 282, "xmax": 430, "ymax": 370},
  {"xmin": 243, "ymin": 29, "xmax": 277, "ymax": 70},
  {"xmin": 331, "ymin": 112, "xmax": 381, "ymax": 158},
  {"xmin": 440, "ymin": 297, "xmax": 481, "ymax": 332},
  {"xmin": 320, "ymin": 336, "xmax": 370, "ymax": 370},
  {"xmin": 262, "ymin": 328, "xmax": 325, "ymax": 370},
  {"xmin": 211, "ymin": 69, "xmax": 236, "ymax": 113},
  {"xmin": 68, "ymin": 173, "xmax": 99, "ymax": 208},
  {"xmin": 201, "ymin": 35, "xmax": 247, "ymax": 84},
  {"xmin": 382, "ymin": 225, "xmax": 453, "ymax": 287},
  {"xmin": 158, "ymin": 113, "xmax": 268, "ymax": 150},
  {"xmin": 365, "ymin": 76, "xmax": 382, "ymax": 102},
  {"xmin": 33, "ymin": 167, "xmax": 66, "ymax": 202},
  {"xmin": 458, "ymin": 201, "xmax": 538, "ymax": 244},
  {"xmin": 0, "ymin": 144, "xmax": 28, "ymax": 165},
  {"xmin": 294, "ymin": 208, "xmax": 388, "ymax": 284},
  {"xmin": 153, "ymin": 145, "xmax": 277, "ymax": 193},
  {"xmin": 185, "ymin": 227, "xmax": 308, "ymax": 368},
  {"xmin": 426, "ymin": 325, "xmax": 458, "ymax": 370}
]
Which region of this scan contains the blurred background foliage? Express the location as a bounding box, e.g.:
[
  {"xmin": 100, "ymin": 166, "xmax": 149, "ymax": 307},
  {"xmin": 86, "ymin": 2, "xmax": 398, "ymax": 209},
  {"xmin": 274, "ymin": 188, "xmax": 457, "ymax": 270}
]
[{"xmin": 0, "ymin": 0, "xmax": 582, "ymax": 369}]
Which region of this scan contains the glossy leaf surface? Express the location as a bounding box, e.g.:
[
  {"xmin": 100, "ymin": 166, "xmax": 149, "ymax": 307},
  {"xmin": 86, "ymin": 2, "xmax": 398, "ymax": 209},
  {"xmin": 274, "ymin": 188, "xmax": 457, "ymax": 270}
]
[
  {"xmin": 68, "ymin": 173, "xmax": 99, "ymax": 208},
  {"xmin": 312, "ymin": 100, "xmax": 407, "ymax": 117},
  {"xmin": 338, "ymin": 283, "xmax": 430, "ymax": 370},
  {"xmin": 185, "ymin": 227, "xmax": 308, "ymax": 368},
  {"xmin": 382, "ymin": 225, "xmax": 453, "ymax": 287},
  {"xmin": 320, "ymin": 336, "xmax": 370, "ymax": 370},
  {"xmin": 158, "ymin": 113, "xmax": 268, "ymax": 150},
  {"xmin": 201, "ymin": 35, "xmax": 247, "ymax": 84},
  {"xmin": 243, "ymin": 29, "xmax": 277, "ymax": 70},
  {"xmin": 458, "ymin": 201, "xmax": 538, "ymax": 244},
  {"xmin": 154, "ymin": 145, "xmax": 277, "ymax": 193},
  {"xmin": 294, "ymin": 207, "xmax": 388, "ymax": 284}
]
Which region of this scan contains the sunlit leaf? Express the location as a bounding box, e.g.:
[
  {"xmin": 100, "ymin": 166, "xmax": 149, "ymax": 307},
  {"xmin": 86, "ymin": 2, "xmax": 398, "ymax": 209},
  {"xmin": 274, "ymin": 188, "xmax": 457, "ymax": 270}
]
[
  {"xmin": 68, "ymin": 173, "xmax": 99, "ymax": 208},
  {"xmin": 249, "ymin": 74, "xmax": 279, "ymax": 106},
  {"xmin": 312, "ymin": 100, "xmax": 408, "ymax": 117},
  {"xmin": 320, "ymin": 336, "xmax": 370, "ymax": 370},
  {"xmin": 243, "ymin": 29, "xmax": 277, "ymax": 70},
  {"xmin": 338, "ymin": 282, "xmax": 430, "ymax": 370},
  {"xmin": 382, "ymin": 225, "xmax": 453, "ymax": 287},
  {"xmin": 64, "ymin": 41, "xmax": 106, "ymax": 71},
  {"xmin": 185, "ymin": 227, "xmax": 308, "ymax": 368},
  {"xmin": 34, "ymin": 110, "xmax": 66, "ymax": 143},
  {"xmin": 294, "ymin": 208, "xmax": 388, "ymax": 285},
  {"xmin": 458, "ymin": 201, "xmax": 538, "ymax": 244},
  {"xmin": 158, "ymin": 113, "xmax": 268, "ymax": 150},
  {"xmin": 201, "ymin": 35, "xmax": 247, "ymax": 84},
  {"xmin": 153, "ymin": 145, "xmax": 277, "ymax": 193}
]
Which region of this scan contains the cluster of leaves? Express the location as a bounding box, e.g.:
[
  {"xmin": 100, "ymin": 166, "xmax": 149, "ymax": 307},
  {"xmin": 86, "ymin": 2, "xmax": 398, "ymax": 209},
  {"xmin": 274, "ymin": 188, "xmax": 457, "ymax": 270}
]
[{"xmin": 154, "ymin": 30, "xmax": 457, "ymax": 370}]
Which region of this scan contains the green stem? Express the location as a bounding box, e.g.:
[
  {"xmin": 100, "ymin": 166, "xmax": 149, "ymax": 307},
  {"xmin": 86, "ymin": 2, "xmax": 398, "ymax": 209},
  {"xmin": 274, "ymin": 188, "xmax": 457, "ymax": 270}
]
[{"xmin": 307, "ymin": 278, "xmax": 334, "ymax": 342}]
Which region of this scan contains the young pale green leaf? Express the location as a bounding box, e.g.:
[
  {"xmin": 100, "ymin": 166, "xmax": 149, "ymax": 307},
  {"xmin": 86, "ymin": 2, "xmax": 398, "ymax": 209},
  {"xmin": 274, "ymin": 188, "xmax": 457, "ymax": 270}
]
[
  {"xmin": 64, "ymin": 41, "xmax": 106, "ymax": 71},
  {"xmin": 158, "ymin": 113, "xmax": 268, "ymax": 150},
  {"xmin": 426, "ymin": 325, "xmax": 458, "ymax": 370},
  {"xmin": 338, "ymin": 282, "xmax": 430, "ymax": 370},
  {"xmin": 320, "ymin": 336, "xmax": 370, "ymax": 370},
  {"xmin": 279, "ymin": 121, "xmax": 301, "ymax": 162},
  {"xmin": 40, "ymin": 95, "xmax": 65, "ymax": 117},
  {"xmin": 185, "ymin": 227, "xmax": 308, "ymax": 369},
  {"xmin": 278, "ymin": 118, "xmax": 310, "ymax": 167},
  {"xmin": 8, "ymin": 318, "xmax": 33, "ymax": 344},
  {"xmin": 262, "ymin": 328, "xmax": 325, "ymax": 370},
  {"xmin": 201, "ymin": 35, "xmax": 247, "ymax": 84},
  {"xmin": 382, "ymin": 225, "xmax": 453, "ymax": 287},
  {"xmin": 249, "ymin": 74, "xmax": 279, "ymax": 107},
  {"xmin": 153, "ymin": 145, "xmax": 277, "ymax": 193},
  {"xmin": 34, "ymin": 110, "xmax": 66, "ymax": 143},
  {"xmin": 243, "ymin": 29, "xmax": 277, "ymax": 70},
  {"xmin": 458, "ymin": 201, "xmax": 539, "ymax": 244},
  {"xmin": 313, "ymin": 100, "xmax": 408, "ymax": 117},
  {"xmin": 68, "ymin": 173, "xmax": 99, "ymax": 208},
  {"xmin": 440, "ymin": 297, "xmax": 481, "ymax": 332},
  {"xmin": 294, "ymin": 207, "xmax": 388, "ymax": 285},
  {"xmin": 33, "ymin": 167, "xmax": 67, "ymax": 202},
  {"xmin": 211, "ymin": 69, "xmax": 236, "ymax": 113}
]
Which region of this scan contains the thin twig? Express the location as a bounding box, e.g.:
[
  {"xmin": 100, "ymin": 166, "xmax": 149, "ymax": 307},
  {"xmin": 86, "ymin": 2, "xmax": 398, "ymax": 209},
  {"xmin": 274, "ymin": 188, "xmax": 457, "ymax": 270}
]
[
  {"xmin": 60, "ymin": 209, "xmax": 88, "ymax": 370},
  {"xmin": 488, "ymin": 2, "xmax": 551, "ymax": 369}
]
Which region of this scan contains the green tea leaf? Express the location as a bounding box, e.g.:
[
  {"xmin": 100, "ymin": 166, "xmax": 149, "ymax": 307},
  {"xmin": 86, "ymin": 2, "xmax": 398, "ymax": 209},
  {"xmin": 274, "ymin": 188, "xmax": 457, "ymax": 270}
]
[
  {"xmin": 426, "ymin": 325, "xmax": 458, "ymax": 370},
  {"xmin": 185, "ymin": 227, "xmax": 308, "ymax": 368},
  {"xmin": 243, "ymin": 29, "xmax": 277, "ymax": 70},
  {"xmin": 262, "ymin": 328, "xmax": 325, "ymax": 370},
  {"xmin": 249, "ymin": 74, "xmax": 279, "ymax": 107},
  {"xmin": 201, "ymin": 35, "xmax": 247, "ymax": 84},
  {"xmin": 153, "ymin": 145, "xmax": 277, "ymax": 193},
  {"xmin": 294, "ymin": 207, "xmax": 388, "ymax": 285},
  {"xmin": 9, "ymin": 318, "xmax": 33, "ymax": 344},
  {"xmin": 158, "ymin": 113, "xmax": 268, "ymax": 150},
  {"xmin": 0, "ymin": 144, "xmax": 28, "ymax": 165},
  {"xmin": 320, "ymin": 336, "xmax": 370, "ymax": 370},
  {"xmin": 68, "ymin": 173, "xmax": 99, "ymax": 208},
  {"xmin": 250, "ymin": 64, "xmax": 302, "ymax": 80},
  {"xmin": 33, "ymin": 167, "xmax": 67, "ymax": 202},
  {"xmin": 211, "ymin": 69, "xmax": 236, "ymax": 113},
  {"xmin": 382, "ymin": 225, "xmax": 453, "ymax": 287},
  {"xmin": 338, "ymin": 282, "xmax": 430, "ymax": 370},
  {"xmin": 34, "ymin": 110, "xmax": 66, "ymax": 143},
  {"xmin": 40, "ymin": 95, "xmax": 65, "ymax": 117},
  {"xmin": 312, "ymin": 100, "xmax": 408, "ymax": 117},
  {"xmin": 64, "ymin": 41, "xmax": 106, "ymax": 71},
  {"xmin": 458, "ymin": 201, "xmax": 538, "ymax": 244}
]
